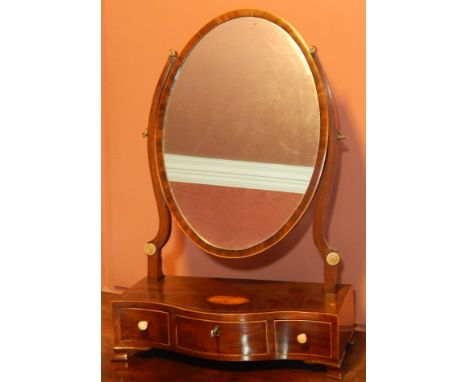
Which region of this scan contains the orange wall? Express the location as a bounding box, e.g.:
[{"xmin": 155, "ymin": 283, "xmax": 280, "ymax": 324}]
[{"xmin": 102, "ymin": 0, "xmax": 366, "ymax": 324}]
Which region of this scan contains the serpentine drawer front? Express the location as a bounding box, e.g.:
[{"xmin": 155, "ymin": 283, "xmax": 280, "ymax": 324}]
[
  {"xmin": 175, "ymin": 315, "xmax": 268, "ymax": 356},
  {"xmin": 119, "ymin": 308, "xmax": 169, "ymax": 345},
  {"xmin": 274, "ymin": 320, "xmax": 332, "ymax": 358}
]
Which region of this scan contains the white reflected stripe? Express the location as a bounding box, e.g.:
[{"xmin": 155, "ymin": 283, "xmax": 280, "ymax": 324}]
[{"xmin": 164, "ymin": 154, "xmax": 313, "ymax": 194}]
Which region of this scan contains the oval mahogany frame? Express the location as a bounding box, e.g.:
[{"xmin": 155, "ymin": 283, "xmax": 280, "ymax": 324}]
[{"xmin": 152, "ymin": 9, "xmax": 329, "ymax": 258}]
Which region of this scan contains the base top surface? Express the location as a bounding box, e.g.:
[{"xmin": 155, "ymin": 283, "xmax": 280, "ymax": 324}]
[{"xmin": 116, "ymin": 276, "xmax": 351, "ymax": 315}]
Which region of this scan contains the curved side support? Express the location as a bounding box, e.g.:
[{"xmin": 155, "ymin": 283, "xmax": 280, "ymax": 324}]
[
  {"xmin": 310, "ymin": 47, "xmax": 345, "ymax": 294},
  {"xmin": 146, "ymin": 50, "xmax": 178, "ymax": 281}
]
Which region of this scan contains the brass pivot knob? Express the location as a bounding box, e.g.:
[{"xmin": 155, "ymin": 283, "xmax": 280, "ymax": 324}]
[
  {"xmin": 337, "ymin": 129, "xmax": 346, "ymax": 141},
  {"xmin": 326, "ymin": 251, "xmax": 341, "ymax": 266},
  {"xmin": 210, "ymin": 325, "xmax": 220, "ymax": 337},
  {"xmin": 297, "ymin": 333, "xmax": 308, "ymax": 344},
  {"xmin": 144, "ymin": 243, "xmax": 157, "ymax": 256},
  {"xmin": 138, "ymin": 320, "xmax": 148, "ymax": 331}
]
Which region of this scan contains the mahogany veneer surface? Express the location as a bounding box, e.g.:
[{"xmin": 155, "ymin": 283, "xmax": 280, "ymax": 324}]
[
  {"xmin": 112, "ymin": 276, "xmax": 354, "ymax": 375},
  {"xmin": 103, "ymin": 292, "xmax": 365, "ymax": 382},
  {"xmin": 116, "ymin": 276, "xmax": 351, "ymax": 314}
]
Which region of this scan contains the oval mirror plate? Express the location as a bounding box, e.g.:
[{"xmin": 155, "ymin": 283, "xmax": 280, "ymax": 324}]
[{"xmin": 156, "ymin": 10, "xmax": 328, "ymax": 257}]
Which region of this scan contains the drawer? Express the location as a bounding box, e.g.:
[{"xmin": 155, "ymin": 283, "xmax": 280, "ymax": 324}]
[
  {"xmin": 175, "ymin": 315, "xmax": 267, "ymax": 356},
  {"xmin": 119, "ymin": 308, "xmax": 169, "ymax": 345},
  {"xmin": 274, "ymin": 320, "xmax": 332, "ymax": 358}
]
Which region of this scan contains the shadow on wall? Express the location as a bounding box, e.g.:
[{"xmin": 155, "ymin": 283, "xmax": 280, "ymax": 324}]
[{"xmin": 333, "ymin": 96, "xmax": 366, "ymax": 324}]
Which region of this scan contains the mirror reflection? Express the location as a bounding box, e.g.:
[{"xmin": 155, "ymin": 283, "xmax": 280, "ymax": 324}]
[{"xmin": 163, "ymin": 17, "xmax": 320, "ymax": 250}]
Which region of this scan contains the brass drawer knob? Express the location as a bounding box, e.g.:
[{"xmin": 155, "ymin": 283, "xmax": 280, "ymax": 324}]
[
  {"xmin": 210, "ymin": 325, "xmax": 220, "ymax": 337},
  {"xmin": 138, "ymin": 320, "xmax": 148, "ymax": 331},
  {"xmin": 297, "ymin": 333, "xmax": 308, "ymax": 344}
]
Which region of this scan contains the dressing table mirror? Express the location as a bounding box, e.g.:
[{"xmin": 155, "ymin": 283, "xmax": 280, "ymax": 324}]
[{"xmin": 112, "ymin": 9, "xmax": 354, "ymax": 380}]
